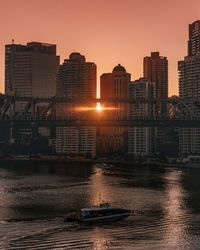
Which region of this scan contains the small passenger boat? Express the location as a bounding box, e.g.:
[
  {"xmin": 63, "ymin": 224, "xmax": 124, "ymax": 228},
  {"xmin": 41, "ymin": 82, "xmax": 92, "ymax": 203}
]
[{"xmin": 65, "ymin": 202, "xmax": 130, "ymax": 223}]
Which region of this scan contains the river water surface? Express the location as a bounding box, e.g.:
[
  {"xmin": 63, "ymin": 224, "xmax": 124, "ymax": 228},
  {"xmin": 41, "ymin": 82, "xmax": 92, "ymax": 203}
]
[{"xmin": 0, "ymin": 161, "xmax": 200, "ymax": 249}]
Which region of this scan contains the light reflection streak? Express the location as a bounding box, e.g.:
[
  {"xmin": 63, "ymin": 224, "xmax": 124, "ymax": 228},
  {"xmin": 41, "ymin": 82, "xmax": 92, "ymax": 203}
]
[
  {"xmin": 0, "ymin": 175, "xmax": 11, "ymax": 220},
  {"xmin": 163, "ymin": 170, "xmax": 188, "ymax": 247},
  {"xmin": 88, "ymin": 168, "xmax": 113, "ymax": 249},
  {"xmin": 89, "ymin": 168, "xmax": 111, "ymax": 205}
]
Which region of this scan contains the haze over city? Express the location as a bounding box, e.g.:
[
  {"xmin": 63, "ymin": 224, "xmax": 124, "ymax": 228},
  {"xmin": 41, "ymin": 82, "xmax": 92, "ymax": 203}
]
[{"xmin": 0, "ymin": 0, "xmax": 200, "ymax": 96}]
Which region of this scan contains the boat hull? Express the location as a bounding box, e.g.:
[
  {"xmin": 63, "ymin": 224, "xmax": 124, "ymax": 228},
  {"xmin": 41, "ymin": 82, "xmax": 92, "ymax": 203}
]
[
  {"xmin": 65, "ymin": 211, "xmax": 130, "ymax": 223},
  {"xmin": 82, "ymin": 212, "xmax": 130, "ymax": 223}
]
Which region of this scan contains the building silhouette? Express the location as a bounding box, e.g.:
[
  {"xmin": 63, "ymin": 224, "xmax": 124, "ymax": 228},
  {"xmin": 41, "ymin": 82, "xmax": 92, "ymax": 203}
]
[
  {"xmin": 101, "ymin": 64, "xmax": 130, "ymax": 99},
  {"xmin": 188, "ymin": 20, "xmax": 200, "ymax": 57},
  {"xmin": 144, "ymin": 52, "xmax": 168, "ymax": 101},
  {"xmin": 144, "ymin": 52, "xmax": 169, "ymax": 156},
  {"xmin": 128, "ymin": 78, "xmax": 155, "ymax": 156},
  {"xmin": 179, "ymin": 20, "xmax": 200, "ymax": 155},
  {"xmin": 56, "ymin": 52, "xmax": 97, "ymax": 158},
  {"xmin": 57, "ymin": 52, "xmax": 96, "ymax": 99},
  {"xmin": 98, "ymin": 64, "xmax": 131, "ymax": 156},
  {"xmin": 5, "ymin": 42, "xmax": 59, "ymax": 99},
  {"xmin": 4, "ymin": 42, "xmax": 59, "ymax": 152}
]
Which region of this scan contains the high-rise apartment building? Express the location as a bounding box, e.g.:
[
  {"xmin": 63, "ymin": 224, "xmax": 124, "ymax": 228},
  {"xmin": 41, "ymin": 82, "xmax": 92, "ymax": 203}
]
[
  {"xmin": 5, "ymin": 42, "xmax": 59, "ymax": 150},
  {"xmin": 179, "ymin": 21, "xmax": 200, "ymax": 155},
  {"xmin": 178, "ymin": 54, "xmax": 200, "ymax": 155},
  {"xmin": 144, "ymin": 52, "xmax": 169, "ymax": 156},
  {"xmin": 5, "ymin": 42, "xmax": 59, "ymax": 98},
  {"xmin": 179, "ymin": 54, "xmax": 200, "ymax": 100},
  {"xmin": 98, "ymin": 64, "xmax": 131, "ymax": 156},
  {"xmin": 128, "ymin": 78, "xmax": 155, "ymax": 156},
  {"xmin": 57, "ymin": 52, "xmax": 96, "ymax": 99},
  {"xmin": 144, "ymin": 52, "xmax": 168, "ymax": 101},
  {"xmin": 56, "ymin": 52, "xmax": 97, "ymax": 158},
  {"xmin": 188, "ymin": 20, "xmax": 200, "ymax": 56}
]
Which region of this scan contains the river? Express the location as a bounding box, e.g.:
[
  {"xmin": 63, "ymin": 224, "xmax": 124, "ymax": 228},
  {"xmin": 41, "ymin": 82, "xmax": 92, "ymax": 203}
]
[{"xmin": 0, "ymin": 161, "xmax": 200, "ymax": 249}]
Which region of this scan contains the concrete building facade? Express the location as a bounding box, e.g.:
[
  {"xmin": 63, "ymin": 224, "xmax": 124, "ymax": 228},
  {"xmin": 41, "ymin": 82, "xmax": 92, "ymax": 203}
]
[
  {"xmin": 144, "ymin": 52, "xmax": 168, "ymax": 101},
  {"xmin": 188, "ymin": 20, "xmax": 200, "ymax": 57},
  {"xmin": 5, "ymin": 42, "xmax": 59, "ymax": 98},
  {"xmin": 128, "ymin": 78, "xmax": 155, "ymax": 156},
  {"xmin": 144, "ymin": 52, "xmax": 169, "ymax": 156},
  {"xmin": 56, "ymin": 52, "xmax": 97, "ymax": 158},
  {"xmin": 178, "ymin": 52, "xmax": 200, "ymax": 155},
  {"xmin": 5, "ymin": 42, "xmax": 59, "ymax": 150}
]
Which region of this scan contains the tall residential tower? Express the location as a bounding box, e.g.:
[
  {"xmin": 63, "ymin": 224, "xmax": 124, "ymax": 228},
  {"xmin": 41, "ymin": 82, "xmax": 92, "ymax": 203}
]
[
  {"xmin": 57, "ymin": 52, "xmax": 96, "ymax": 99},
  {"xmin": 144, "ymin": 52, "xmax": 169, "ymax": 156},
  {"xmin": 179, "ymin": 20, "xmax": 200, "ymax": 155},
  {"xmin": 188, "ymin": 20, "xmax": 200, "ymax": 56},
  {"xmin": 128, "ymin": 78, "xmax": 155, "ymax": 156},
  {"xmin": 144, "ymin": 52, "xmax": 168, "ymax": 101},
  {"xmin": 56, "ymin": 52, "xmax": 97, "ymax": 158}
]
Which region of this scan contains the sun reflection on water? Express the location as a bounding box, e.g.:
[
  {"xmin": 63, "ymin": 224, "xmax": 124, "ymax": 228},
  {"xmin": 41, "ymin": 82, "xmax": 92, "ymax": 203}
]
[{"xmin": 163, "ymin": 170, "xmax": 189, "ymax": 247}]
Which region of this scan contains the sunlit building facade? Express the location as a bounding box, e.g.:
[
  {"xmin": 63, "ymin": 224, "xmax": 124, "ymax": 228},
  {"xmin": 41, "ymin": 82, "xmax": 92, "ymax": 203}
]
[{"xmin": 56, "ymin": 52, "xmax": 97, "ymax": 158}]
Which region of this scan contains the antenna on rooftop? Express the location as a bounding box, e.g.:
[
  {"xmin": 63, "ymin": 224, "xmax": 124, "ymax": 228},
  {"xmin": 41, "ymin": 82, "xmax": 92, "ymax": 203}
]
[{"xmin": 12, "ymin": 39, "xmax": 14, "ymax": 45}]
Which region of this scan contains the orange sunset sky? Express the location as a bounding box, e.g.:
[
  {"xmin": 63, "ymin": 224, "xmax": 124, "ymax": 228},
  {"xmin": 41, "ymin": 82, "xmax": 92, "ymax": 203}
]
[{"xmin": 0, "ymin": 0, "xmax": 200, "ymax": 96}]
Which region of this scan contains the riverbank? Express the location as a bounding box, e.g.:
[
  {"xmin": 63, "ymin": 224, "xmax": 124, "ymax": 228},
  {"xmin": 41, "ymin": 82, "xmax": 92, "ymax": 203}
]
[{"xmin": 0, "ymin": 156, "xmax": 199, "ymax": 169}]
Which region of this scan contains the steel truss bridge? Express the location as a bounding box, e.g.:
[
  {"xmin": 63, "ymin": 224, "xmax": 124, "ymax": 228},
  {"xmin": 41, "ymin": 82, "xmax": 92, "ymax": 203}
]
[{"xmin": 0, "ymin": 94, "xmax": 200, "ymax": 128}]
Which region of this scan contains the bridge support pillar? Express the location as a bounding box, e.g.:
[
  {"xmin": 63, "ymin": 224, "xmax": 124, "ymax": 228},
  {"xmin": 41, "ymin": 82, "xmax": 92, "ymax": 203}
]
[{"xmin": 9, "ymin": 127, "xmax": 15, "ymax": 144}]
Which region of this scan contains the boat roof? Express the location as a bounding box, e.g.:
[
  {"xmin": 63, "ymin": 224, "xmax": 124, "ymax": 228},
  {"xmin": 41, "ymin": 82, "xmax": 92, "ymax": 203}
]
[
  {"xmin": 81, "ymin": 203, "xmax": 112, "ymax": 212},
  {"xmin": 81, "ymin": 207, "xmax": 113, "ymax": 212}
]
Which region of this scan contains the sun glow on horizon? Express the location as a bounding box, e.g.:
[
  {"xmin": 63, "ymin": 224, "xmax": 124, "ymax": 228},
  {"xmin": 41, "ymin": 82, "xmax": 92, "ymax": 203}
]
[{"xmin": 96, "ymin": 102, "xmax": 103, "ymax": 112}]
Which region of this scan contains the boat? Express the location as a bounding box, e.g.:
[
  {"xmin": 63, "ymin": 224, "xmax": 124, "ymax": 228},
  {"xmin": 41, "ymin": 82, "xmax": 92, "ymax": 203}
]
[
  {"xmin": 65, "ymin": 202, "xmax": 130, "ymax": 223},
  {"xmin": 94, "ymin": 162, "xmax": 114, "ymax": 168}
]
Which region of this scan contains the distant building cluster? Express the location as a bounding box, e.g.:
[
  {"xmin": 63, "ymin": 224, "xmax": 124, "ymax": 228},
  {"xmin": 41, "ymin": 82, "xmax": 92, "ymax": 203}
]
[{"xmin": 2, "ymin": 20, "xmax": 200, "ymax": 159}]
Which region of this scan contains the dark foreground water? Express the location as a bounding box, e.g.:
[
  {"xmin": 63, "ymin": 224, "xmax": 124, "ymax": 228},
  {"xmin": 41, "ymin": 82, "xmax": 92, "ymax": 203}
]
[{"xmin": 0, "ymin": 161, "xmax": 200, "ymax": 249}]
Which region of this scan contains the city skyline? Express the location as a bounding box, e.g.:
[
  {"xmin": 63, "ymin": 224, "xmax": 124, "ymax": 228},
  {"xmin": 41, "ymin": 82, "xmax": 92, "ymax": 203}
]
[
  {"xmin": 0, "ymin": 0, "xmax": 200, "ymax": 96},
  {"xmin": 1, "ymin": 2, "xmax": 200, "ymax": 247}
]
